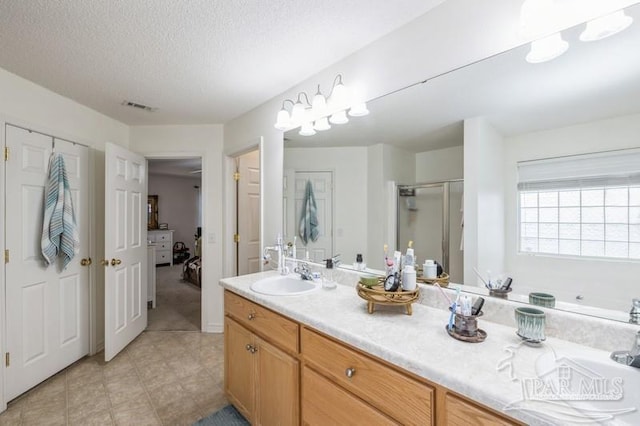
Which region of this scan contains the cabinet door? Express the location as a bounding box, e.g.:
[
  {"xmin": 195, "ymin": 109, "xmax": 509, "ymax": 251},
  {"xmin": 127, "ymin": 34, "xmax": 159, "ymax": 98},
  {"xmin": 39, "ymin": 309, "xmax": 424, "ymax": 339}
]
[
  {"xmin": 256, "ymin": 337, "xmax": 299, "ymax": 426},
  {"xmin": 225, "ymin": 318, "xmax": 255, "ymax": 421},
  {"xmin": 445, "ymin": 393, "xmax": 518, "ymax": 426},
  {"xmin": 302, "ymin": 366, "xmax": 398, "ymax": 425}
]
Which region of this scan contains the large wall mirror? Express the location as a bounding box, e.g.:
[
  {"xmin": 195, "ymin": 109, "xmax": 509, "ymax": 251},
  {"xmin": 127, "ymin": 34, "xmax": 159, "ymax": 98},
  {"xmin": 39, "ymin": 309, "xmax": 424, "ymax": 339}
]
[{"xmin": 284, "ymin": 3, "xmax": 640, "ymax": 323}]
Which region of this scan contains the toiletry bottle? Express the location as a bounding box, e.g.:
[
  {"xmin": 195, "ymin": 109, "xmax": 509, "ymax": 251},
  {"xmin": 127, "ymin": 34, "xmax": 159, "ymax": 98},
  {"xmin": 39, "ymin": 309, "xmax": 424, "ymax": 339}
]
[
  {"xmin": 402, "ymin": 265, "xmax": 416, "ymax": 291},
  {"xmin": 354, "ymin": 253, "xmax": 366, "ymax": 271},
  {"xmin": 323, "ymin": 258, "xmax": 337, "ymax": 289},
  {"xmin": 404, "ymin": 241, "xmax": 415, "ymax": 268},
  {"xmin": 423, "ymin": 260, "xmax": 437, "ymax": 279}
]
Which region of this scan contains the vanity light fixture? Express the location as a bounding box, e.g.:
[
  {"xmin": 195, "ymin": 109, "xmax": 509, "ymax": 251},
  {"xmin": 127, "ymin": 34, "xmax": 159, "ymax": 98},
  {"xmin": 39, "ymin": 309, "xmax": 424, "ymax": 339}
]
[
  {"xmin": 273, "ymin": 74, "xmax": 369, "ymax": 136},
  {"xmin": 526, "ymin": 32, "xmax": 569, "ymax": 63},
  {"xmin": 579, "ymin": 10, "xmax": 633, "ymax": 42},
  {"xmin": 520, "ymin": 1, "xmax": 634, "ymax": 64}
]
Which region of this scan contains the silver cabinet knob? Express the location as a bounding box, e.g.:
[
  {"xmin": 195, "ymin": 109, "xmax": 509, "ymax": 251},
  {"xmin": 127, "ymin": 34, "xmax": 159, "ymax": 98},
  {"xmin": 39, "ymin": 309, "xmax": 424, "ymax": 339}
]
[
  {"xmin": 245, "ymin": 344, "xmax": 252, "ymax": 351},
  {"xmin": 248, "ymin": 312, "xmax": 256, "ymax": 320},
  {"xmin": 345, "ymin": 367, "xmax": 356, "ymax": 378}
]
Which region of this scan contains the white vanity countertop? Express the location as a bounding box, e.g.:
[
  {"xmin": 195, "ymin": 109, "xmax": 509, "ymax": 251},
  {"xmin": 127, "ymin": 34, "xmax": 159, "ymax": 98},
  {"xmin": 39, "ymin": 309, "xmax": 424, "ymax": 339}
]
[{"xmin": 220, "ymin": 271, "xmax": 639, "ymax": 426}]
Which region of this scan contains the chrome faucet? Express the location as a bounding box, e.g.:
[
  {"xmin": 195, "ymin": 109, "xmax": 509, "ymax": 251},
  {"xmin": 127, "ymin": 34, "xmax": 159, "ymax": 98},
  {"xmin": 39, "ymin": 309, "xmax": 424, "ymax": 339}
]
[
  {"xmin": 294, "ymin": 261, "xmax": 314, "ymax": 280},
  {"xmin": 263, "ymin": 235, "xmax": 288, "ymax": 275},
  {"xmin": 611, "ymin": 331, "xmax": 640, "ymax": 368}
]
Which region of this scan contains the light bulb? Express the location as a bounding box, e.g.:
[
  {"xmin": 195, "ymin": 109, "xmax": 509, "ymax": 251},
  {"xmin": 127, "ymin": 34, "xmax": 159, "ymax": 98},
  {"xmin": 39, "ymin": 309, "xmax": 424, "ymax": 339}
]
[
  {"xmin": 312, "ymin": 86, "xmax": 327, "ymax": 116},
  {"xmin": 314, "ymin": 117, "xmax": 331, "ymax": 131},
  {"xmin": 348, "ymin": 102, "xmax": 369, "ymax": 117},
  {"xmin": 328, "ymin": 80, "xmax": 349, "ymax": 111},
  {"xmin": 526, "ymin": 32, "xmax": 568, "ymax": 63},
  {"xmin": 274, "ymin": 108, "xmax": 290, "ymax": 130},
  {"xmin": 329, "ymin": 110, "xmax": 349, "ymax": 125},
  {"xmin": 299, "ymin": 122, "xmax": 316, "ymax": 136},
  {"xmin": 290, "ymin": 101, "xmax": 306, "ymax": 126},
  {"xmin": 580, "ymin": 10, "xmax": 633, "ymax": 42}
]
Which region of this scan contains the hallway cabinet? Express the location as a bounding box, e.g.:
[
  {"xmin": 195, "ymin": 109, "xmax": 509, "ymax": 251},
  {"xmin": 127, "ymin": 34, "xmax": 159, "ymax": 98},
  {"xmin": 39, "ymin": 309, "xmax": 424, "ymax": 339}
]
[{"xmin": 148, "ymin": 229, "xmax": 174, "ymax": 265}]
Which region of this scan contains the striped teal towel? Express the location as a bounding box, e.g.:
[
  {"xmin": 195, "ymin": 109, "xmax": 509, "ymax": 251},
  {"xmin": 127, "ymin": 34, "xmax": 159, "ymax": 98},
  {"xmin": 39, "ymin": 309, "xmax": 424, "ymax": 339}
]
[
  {"xmin": 41, "ymin": 153, "xmax": 79, "ymax": 269},
  {"xmin": 298, "ymin": 179, "xmax": 319, "ymax": 244}
]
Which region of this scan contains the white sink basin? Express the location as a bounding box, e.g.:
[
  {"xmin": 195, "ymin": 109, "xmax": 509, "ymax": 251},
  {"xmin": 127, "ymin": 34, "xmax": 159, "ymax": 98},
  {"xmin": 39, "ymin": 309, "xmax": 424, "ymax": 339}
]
[
  {"xmin": 530, "ymin": 351, "xmax": 640, "ymax": 424},
  {"xmin": 250, "ymin": 275, "xmax": 319, "ymax": 296}
]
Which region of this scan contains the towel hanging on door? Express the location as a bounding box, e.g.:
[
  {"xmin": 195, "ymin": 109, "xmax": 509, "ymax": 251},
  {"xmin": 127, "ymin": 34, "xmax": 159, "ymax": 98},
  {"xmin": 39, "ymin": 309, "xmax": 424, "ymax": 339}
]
[
  {"xmin": 41, "ymin": 153, "xmax": 79, "ymax": 269},
  {"xmin": 298, "ymin": 179, "xmax": 319, "ymax": 245}
]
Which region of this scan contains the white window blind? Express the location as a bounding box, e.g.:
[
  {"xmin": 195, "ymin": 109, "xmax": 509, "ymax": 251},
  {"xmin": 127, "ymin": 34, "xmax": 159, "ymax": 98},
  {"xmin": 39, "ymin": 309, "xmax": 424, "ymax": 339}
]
[
  {"xmin": 517, "ymin": 149, "xmax": 640, "ymax": 260},
  {"xmin": 518, "ymin": 148, "xmax": 640, "ymax": 191}
]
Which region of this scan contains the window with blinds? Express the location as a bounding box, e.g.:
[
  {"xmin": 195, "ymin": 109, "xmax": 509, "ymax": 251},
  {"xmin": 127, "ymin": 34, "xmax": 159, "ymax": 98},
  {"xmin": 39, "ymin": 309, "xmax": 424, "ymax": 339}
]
[{"xmin": 517, "ymin": 149, "xmax": 640, "ymax": 260}]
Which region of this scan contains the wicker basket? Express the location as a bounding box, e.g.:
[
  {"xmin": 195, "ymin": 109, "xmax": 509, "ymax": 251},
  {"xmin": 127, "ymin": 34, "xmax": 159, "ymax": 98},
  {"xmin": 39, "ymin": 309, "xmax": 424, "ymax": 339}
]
[
  {"xmin": 356, "ymin": 282, "xmax": 419, "ymax": 315},
  {"xmin": 417, "ymin": 272, "xmax": 450, "ymax": 287}
]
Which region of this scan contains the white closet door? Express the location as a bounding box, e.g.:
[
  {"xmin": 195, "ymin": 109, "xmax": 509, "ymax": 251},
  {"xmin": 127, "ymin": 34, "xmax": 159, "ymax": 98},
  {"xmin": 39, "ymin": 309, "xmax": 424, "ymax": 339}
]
[
  {"xmin": 5, "ymin": 125, "xmax": 89, "ymax": 401},
  {"xmin": 237, "ymin": 149, "xmax": 260, "ymax": 275}
]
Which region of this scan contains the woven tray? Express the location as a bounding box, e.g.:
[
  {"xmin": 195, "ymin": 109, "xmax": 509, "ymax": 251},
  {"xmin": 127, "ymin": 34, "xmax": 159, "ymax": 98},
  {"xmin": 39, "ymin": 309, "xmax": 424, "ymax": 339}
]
[
  {"xmin": 417, "ymin": 272, "xmax": 450, "ymax": 287},
  {"xmin": 356, "ymin": 282, "xmax": 419, "ymax": 315}
]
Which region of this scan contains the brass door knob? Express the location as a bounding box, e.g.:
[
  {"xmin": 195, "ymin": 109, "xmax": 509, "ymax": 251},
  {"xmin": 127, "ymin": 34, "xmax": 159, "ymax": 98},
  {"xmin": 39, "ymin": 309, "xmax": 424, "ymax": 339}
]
[
  {"xmin": 80, "ymin": 258, "xmax": 92, "ymax": 266},
  {"xmin": 100, "ymin": 259, "xmax": 109, "ymax": 266},
  {"xmin": 111, "ymin": 258, "xmax": 122, "ymax": 266}
]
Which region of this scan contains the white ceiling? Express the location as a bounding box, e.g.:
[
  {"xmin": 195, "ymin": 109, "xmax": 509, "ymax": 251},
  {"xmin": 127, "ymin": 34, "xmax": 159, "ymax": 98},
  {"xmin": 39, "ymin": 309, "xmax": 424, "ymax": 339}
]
[
  {"xmin": 0, "ymin": 0, "xmax": 443, "ymax": 125},
  {"xmin": 148, "ymin": 157, "xmax": 202, "ymax": 177}
]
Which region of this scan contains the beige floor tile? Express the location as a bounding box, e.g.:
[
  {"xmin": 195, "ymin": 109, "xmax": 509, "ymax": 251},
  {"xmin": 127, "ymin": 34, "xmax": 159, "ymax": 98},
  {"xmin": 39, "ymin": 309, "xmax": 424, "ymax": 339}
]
[
  {"xmin": 154, "ymin": 395, "xmax": 203, "ymax": 426},
  {"xmin": 106, "ymin": 382, "xmax": 147, "ymax": 407},
  {"xmin": 146, "ymin": 381, "xmax": 185, "ymax": 408},
  {"xmin": 0, "ymin": 404, "xmax": 23, "ymax": 426},
  {"xmin": 68, "ymin": 406, "xmax": 114, "ymax": 426},
  {"xmin": 112, "ymin": 404, "xmax": 160, "ymax": 426},
  {"xmin": 22, "ymin": 405, "xmax": 66, "ymax": 426},
  {"xmin": 68, "ymin": 383, "xmax": 110, "ymax": 411}
]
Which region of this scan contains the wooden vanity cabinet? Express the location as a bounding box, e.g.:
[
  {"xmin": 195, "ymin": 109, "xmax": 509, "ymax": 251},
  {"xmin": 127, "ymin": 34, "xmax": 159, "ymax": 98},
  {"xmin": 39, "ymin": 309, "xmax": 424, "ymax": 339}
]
[
  {"xmin": 223, "ymin": 290, "xmax": 522, "ymax": 426},
  {"xmin": 224, "ymin": 292, "xmax": 300, "ymax": 425},
  {"xmin": 301, "ymin": 327, "xmax": 434, "ymax": 425},
  {"xmin": 440, "ymin": 392, "xmax": 521, "ymax": 426}
]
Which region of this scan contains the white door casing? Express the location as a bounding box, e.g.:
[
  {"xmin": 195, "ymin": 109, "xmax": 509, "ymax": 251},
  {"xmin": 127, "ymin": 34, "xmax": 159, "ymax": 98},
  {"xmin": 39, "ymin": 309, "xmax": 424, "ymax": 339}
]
[
  {"xmin": 4, "ymin": 125, "xmax": 89, "ymax": 401},
  {"xmin": 104, "ymin": 142, "xmax": 147, "ymax": 362},
  {"xmin": 237, "ymin": 150, "xmax": 260, "ymax": 275},
  {"xmin": 283, "ymin": 170, "xmax": 333, "ymax": 263}
]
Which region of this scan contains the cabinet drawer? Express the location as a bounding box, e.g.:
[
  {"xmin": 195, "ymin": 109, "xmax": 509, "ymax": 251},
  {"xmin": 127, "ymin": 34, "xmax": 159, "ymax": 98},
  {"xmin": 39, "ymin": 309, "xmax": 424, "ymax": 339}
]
[
  {"xmin": 444, "ymin": 393, "xmax": 520, "ymax": 426},
  {"xmin": 147, "ymin": 233, "xmax": 156, "ymax": 243},
  {"xmin": 156, "ymin": 241, "xmax": 170, "ymax": 251},
  {"xmin": 224, "ymin": 291, "xmax": 299, "ymax": 354},
  {"xmin": 302, "ymin": 366, "xmax": 397, "ymax": 425},
  {"xmin": 302, "ymin": 328, "xmax": 433, "ymax": 426},
  {"xmin": 155, "ymin": 250, "xmax": 171, "ymax": 264},
  {"xmin": 154, "ymin": 232, "xmax": 171, "ymax": 241}
]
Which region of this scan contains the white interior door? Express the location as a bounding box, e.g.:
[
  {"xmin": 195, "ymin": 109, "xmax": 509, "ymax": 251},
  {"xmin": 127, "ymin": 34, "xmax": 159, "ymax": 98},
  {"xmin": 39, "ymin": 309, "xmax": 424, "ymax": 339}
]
[
  {"xmin": 104, "ymin": 142, "xmax": 147, "ymax": 362},
  {"xmin": 237, "ymin": 150, "xmax": 260, "ymax": 275},
  {"xmin": 284, "ymin": 171, "xmax": 333, "ymax": 263},
  {"xmin": 4, "ymin": 125, "xmax": 89, "ymax": 401}
]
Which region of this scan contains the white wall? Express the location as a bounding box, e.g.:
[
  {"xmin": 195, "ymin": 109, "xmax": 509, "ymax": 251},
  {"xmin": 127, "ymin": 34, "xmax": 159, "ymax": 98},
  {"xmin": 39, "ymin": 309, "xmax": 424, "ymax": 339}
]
[
  {"xmin": 148, "ymin": 174, "xmax": 201, "ymax": 250},
  {"xmin": 464, "ymin": 117, "xmax": 506, "ymax": 287},
  {"xmin": 129, "ymin": 125, "xmax": 225, "ymax": 332},
  {"xmin": 284, "ymin": 146, "xmax": 368, "ymax": 265},
  {"xmin": 415, "ymin": 146, "xmax": 463, "ymax": 183},
  {"xmin": 503, "ymin": 112, "xmax": 640, "ymax": 311}
]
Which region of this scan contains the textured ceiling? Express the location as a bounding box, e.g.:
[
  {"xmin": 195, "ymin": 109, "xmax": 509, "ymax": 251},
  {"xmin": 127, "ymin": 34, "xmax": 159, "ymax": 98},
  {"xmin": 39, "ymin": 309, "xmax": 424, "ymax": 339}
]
[{"xmin": 0, "ymin": 0, "xmax": 443, "ymax": 125}]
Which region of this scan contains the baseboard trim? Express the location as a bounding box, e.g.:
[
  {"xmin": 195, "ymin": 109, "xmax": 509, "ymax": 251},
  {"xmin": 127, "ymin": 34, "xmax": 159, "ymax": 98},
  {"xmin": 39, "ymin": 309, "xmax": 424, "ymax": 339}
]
[{"xmin": 204, "ymin": 322, "xmax": 223, "ymax": 333}]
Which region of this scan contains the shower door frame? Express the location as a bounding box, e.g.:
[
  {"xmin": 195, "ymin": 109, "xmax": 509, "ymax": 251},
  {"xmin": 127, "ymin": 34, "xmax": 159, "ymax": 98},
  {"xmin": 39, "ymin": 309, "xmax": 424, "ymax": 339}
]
[{"xmin": 396, "ymin": 179, "xmax": 463, "ymax": 274}]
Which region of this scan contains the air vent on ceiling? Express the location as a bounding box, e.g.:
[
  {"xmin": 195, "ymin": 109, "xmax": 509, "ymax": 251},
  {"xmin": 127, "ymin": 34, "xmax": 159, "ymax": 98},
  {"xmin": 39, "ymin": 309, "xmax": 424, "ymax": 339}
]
[{"xmin": 121, "ymin": 100, "xmax": 158, "ymax": 112}]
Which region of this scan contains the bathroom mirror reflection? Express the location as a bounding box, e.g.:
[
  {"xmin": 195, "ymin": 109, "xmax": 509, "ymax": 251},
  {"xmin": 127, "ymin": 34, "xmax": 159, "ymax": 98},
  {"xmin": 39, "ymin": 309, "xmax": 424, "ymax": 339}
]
[{"xmin": 283, "ymin": 3, "xmax": 640, "ymax": 322}]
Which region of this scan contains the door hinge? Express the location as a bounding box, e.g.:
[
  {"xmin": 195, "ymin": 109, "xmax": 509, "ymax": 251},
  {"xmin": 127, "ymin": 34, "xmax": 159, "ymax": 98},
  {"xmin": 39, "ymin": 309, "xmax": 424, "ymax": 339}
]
[
  {"xmin": 5, "ymin": 352, "xmax": 9, "ymax": 367},
  {"xmin": 233, "ymin": 171, "xmax": 240, "ymax": 181},
  {"xmin": 4, "ymin": 249, "xmax": 8, "ymax": 264},
  {"xmin": 234, "ymin": 234, "xmax": 240, "ymax": 243},
  {"xmin": 4, "ymin": 147, "xmax": 8, "ymax": 161}
]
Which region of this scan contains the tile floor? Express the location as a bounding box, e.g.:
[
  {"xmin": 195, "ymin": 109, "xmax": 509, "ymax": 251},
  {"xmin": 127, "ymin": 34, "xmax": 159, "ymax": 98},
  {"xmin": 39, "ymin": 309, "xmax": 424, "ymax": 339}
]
[{"xmin": 0, "ymin": 266, "xmax": 226, "ymax": 426}]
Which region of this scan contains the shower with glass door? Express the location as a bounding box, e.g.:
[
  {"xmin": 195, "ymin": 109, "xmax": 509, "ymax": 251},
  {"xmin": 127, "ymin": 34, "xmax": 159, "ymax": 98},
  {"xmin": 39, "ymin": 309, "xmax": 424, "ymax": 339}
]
[{"xmin": 396, "ymin": 180, "xmax": 464, "ymax": 284}]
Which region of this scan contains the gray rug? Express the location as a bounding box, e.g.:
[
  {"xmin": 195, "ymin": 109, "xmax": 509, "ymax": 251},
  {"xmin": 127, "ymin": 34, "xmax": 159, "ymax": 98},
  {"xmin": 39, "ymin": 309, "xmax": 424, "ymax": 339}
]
[{"xmin": 193, "ymin": 405, "xmax": 249, "ymax": 426}]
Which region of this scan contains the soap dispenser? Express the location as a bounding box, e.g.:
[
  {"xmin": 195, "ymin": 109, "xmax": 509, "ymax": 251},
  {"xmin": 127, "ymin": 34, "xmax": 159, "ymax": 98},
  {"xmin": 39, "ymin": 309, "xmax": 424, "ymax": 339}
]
[{"xmin": 323, "ymin": 258, "xmax": 337, "ymax": 289}]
